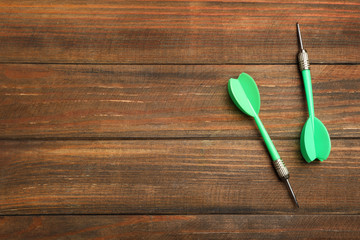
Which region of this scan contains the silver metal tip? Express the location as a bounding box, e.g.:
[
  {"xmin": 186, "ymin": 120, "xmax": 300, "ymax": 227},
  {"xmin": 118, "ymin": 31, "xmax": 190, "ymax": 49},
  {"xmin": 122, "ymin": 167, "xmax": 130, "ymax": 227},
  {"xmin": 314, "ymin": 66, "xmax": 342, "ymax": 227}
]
[
  {"xmin": 284, "ymin": 179, "xmax": 299, "ymax": 208},
  {"xmin": 296, "ymin": 23, "xmax": 304, "ymax": 50}
]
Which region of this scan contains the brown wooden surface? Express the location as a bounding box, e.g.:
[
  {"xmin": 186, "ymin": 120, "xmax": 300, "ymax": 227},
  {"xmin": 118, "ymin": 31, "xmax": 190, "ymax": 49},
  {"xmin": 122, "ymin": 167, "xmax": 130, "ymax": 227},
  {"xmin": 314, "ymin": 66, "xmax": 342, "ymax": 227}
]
[
  {"xmin": 0, "ymin": 139, "xmax": 359, "ymax": 215},
  {"xmin": 0, "ymin": 0, "xmax": 360, "ymax": 239},
  {"xmin": 1, "ymin": 64, "xmax": 359, "ymax": 139},
  {"xmin": 1, "ymin": 215, "xmax": 359, "ymax": 240},
  {"xmin": 0, "ymin": 1, "xmax": 359, "ymax": 64}
]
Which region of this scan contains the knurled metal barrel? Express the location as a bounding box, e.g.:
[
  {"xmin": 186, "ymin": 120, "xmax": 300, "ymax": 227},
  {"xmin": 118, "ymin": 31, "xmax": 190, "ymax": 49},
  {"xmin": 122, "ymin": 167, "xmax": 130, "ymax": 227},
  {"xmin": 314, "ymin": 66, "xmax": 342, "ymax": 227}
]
[
  {"xmin": 298, "ymin": 49, "xmax": 310, "ymax": 71},
  {"xmin": 273, "ymin": 159, "xmax": 289, "ymax": 180}
]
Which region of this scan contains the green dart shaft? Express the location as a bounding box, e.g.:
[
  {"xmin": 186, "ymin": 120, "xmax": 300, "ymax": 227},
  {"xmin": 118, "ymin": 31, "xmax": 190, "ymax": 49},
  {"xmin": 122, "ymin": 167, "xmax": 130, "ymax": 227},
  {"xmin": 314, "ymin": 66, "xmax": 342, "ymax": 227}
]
[
  {"xmin": 253, "ymin": 114, "xmax": 280, "ymax": 161},
  {"xmin": 302, "ymin": 70, "xmax": 314, "ymax": 118},
  {"xmin": 302, "ymin": 69, "xmax": 315, "ymax": 128}
]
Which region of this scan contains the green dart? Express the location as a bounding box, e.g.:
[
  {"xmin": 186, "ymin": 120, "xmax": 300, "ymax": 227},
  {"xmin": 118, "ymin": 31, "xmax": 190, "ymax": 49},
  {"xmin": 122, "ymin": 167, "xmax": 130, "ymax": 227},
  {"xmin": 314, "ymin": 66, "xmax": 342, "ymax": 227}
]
[
  {"xmin": 296, "ymin": 23, "xmax": 331, "ymax": 163},
  {"xmin": 228, "ymin": 73, "xmax": 299, "ymax": 208}
]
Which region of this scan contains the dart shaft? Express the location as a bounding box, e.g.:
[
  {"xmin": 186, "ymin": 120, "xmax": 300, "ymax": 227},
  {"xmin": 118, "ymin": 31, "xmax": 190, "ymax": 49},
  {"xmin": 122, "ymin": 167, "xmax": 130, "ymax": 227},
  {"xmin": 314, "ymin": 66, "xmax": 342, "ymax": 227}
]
[
  {"xmin": 302, "ymin": 70, "xmax": 315, "ymax": 118},
  {"xmin": 253, "ymin": 114, "xmax": 280, "ymax": 161}
]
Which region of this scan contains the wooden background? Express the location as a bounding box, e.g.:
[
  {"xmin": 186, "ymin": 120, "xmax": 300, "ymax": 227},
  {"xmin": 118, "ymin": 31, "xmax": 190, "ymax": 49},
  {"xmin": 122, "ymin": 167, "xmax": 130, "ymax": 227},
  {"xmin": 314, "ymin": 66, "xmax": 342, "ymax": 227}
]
[{"xmin": 0, "ymin": 0, "xmax": 359, "ymax": 239}]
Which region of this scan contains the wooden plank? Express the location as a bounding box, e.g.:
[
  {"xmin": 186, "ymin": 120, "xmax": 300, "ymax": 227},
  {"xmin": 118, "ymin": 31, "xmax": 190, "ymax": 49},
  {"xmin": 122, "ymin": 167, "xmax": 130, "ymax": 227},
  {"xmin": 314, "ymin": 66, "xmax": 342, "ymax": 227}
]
[
  {"xmin": 0, "ymin": 139, "xmax": 359, "ymax": 215},
  {"xmin": 1, "ymin": 64, "xmax": 359, "ymax": 139},
  {"xmin": 1, "ymin": 215, "xmax": 359, "ymax": 239},
  {"xmin": 0, "ymin": 1, "xmax": 359, "ymax": 64}
]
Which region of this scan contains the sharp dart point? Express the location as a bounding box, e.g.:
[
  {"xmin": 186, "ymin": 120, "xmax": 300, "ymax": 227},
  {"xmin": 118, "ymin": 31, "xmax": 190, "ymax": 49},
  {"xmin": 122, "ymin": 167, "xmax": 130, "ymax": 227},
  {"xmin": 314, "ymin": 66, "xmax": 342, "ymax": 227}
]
[
  {"xmin": 284, "ymin": 179, "xmax": 299, "ymax": 208},
  {"xmin": 296, "ymin": 23, "xmax": 304, "ymax": 50}
]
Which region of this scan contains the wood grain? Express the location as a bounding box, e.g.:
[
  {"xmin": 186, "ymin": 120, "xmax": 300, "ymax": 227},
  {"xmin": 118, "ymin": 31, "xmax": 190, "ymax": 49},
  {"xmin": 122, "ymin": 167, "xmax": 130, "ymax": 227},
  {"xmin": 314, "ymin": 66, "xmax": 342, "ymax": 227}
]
[
  {"xmin": 0, "ymin": 1, "xmax": 359, "ymax": 64},
  {"xmin": 1, "ymin": 215, "xmax": 359, "ymax": 240},
  {"xmin": 0, "ymin": 139, "xmax": 359, "ymax": 215},
  {"xmin": 1, "ymin": 1, "xmax": 359, "ymax": 237},
  {"xmin": 1, "ymin": 64, "xmax": 359, "ymax": 139}
]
